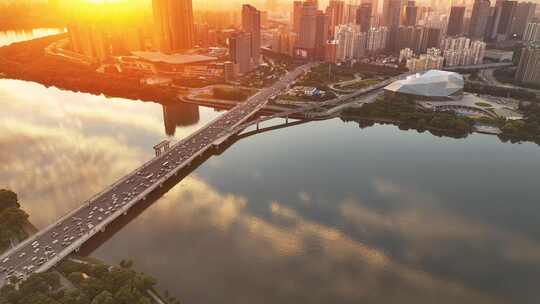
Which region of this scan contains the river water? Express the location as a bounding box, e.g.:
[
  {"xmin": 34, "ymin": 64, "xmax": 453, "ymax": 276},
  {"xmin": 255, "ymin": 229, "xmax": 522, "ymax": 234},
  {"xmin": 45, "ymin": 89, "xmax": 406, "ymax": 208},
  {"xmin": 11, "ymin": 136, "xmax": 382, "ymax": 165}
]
[{"xmin": 1, "ymin": 29, "xmax": 540, "ymax": 304}]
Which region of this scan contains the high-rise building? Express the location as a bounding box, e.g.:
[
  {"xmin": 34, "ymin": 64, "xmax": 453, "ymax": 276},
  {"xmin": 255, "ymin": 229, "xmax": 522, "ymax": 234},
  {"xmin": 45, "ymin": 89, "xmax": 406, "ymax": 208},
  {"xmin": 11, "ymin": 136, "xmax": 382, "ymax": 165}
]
[
  {"xmin": 345, "ymin": 3, "xmax": 361, "ymax": 24},
  {"xmin": 485, "ymin": 1, "xmax": 502, "ymax": 41},
  {"xmin": 315, "ymin": 11, "xmax": 330, "ymax": 60},
  {"xmin": 404, "ymin": 1, "xmax": 419, "ymax": 26},
  {"xmin": 524, "ymin": 23, "xmax": 540, "ymax": 42},
  {"xmin": 356, "ymin": 3, "xmax": 373, "ymax": 32},
  {"xmin": 510, "ymin": 2, "xmax": 537, "ymax": 39},
  {"xmin": 468, "ymin": 0, "xmax": 491, "ymax": 40},
  {"xmin": 68, "ymin": 23, "xmax": 109, "ymax": 63},
  {"xmin": 292, "ymin": 1, "xmax": 303, "ymax": 33},
  {"xmin": 383, "ymin": 0, "xmax": 402, "ymax": 52},
  {"xmin": 296, "ymin": 1, "xmax": 318, "ymax": 51},
  {"xmin": 419, "ymin": 27, "xmax": 441, "ymax": 53},
  {"xmin": 335, "ymin": 24, "xmax": 367, "ymax": 61},
  {"xmin": 496, "ymin": 0, "xmax": 517, "ymax": 40},
  {"xmin": 515, "ymin": 42, "xmax": 540, "ymax": 85},
  {"xmin": 366, "ymin": 26, "xmax": 388, "ymax": 52},
  {"xmin": 152, "ymin": 0, "xmax": 195, "ymax": 52},
  {"xmin": 442, "ymin": 36, "xmax": 486, "ymax": 66},
  {"xmin": 400, "ymin": 47, "xmax": 415, "ymax": 62},
  {"xmin": 406, "ymin": 52, "xmax": 444, "ymax": 72},
  {"xmin": 447, "ymin": 6, "xmax": 466, "ymax": 37},
  {"xmin": 271, "ymin": 28, "xmax": 297, "ymax": 56},
  {"xmin": 327, "ymin": 0, "xmax": 346, "ymax": 37},
  {"xmin": 398, "ymin": 26, "xmax": 416, "ymax": 51},
  {"xmin": 242, "ymin": 4, "xmax": 261, "ymax": 66},
  {"xmin": 229, "ymin": 32, "xmax": 252, "ymax": 75},
  {"xmin": 362, "ymin": 0, "xmax": 379, "ymax": 17}
]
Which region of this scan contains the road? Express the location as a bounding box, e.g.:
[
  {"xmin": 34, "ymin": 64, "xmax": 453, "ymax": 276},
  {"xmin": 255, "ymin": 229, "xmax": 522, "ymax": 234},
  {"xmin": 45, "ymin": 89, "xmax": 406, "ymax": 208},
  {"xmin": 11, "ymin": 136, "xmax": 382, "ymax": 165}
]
[
  {"xmin": 479, "ymin": 68, "xmax": 540, "ymax": 97},
  {"xmin": 444, "ymin": 62, "xmax": 514, "ymax": 71},
  {"xmin": 0, "ymin": 62, "xmax": 316, "ymax": 286}
]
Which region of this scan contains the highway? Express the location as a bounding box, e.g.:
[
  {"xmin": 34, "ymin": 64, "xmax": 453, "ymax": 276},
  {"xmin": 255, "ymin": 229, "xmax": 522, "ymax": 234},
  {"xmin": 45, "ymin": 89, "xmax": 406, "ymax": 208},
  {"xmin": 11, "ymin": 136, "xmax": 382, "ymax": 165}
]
[{"xmin": 0, "ymin": 62, "xmax": 316, "ymax": 286}]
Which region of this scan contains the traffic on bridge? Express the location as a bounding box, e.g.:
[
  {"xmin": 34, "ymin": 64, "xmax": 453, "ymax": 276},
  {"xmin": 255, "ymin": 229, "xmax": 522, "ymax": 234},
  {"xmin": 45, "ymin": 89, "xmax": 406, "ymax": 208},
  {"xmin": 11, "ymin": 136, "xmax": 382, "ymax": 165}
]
[{"xmin": 0, "ymin": 62, "xmax": 316, "ymax": 286}]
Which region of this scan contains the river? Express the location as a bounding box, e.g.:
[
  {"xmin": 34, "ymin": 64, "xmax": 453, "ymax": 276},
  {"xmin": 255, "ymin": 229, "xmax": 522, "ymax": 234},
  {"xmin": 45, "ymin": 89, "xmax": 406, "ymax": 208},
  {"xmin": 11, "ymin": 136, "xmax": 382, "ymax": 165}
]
[{"xmin": 1, "ymin": 29, "xmax": 540, "ymax": 304}]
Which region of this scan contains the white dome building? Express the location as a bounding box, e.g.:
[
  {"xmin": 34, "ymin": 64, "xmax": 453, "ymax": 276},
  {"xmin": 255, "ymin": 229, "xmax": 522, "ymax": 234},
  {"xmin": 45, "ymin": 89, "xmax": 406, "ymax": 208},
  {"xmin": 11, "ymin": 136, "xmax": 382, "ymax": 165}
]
[{"xmin": 384, "ymin": 70, "xmax": 464, "ymax": 101}]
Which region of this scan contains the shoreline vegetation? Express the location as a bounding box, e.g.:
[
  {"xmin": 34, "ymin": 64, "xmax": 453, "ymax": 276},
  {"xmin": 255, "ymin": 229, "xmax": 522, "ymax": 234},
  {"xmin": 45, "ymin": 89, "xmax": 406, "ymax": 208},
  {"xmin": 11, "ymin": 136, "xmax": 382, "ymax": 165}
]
[
  {"xmin": 0, "ymin": 190, "xmax": 176, "ymax": 304},
  {"xmin": 343, "ymin": 95, "xmax": 540, "ymax": 145},
  {"xmin": 0, "ymin": 34, "xmax": 179, "ymax": 105},
  {"xmin": 0, "ymin": 257, "xmax": 179, "ymax": 304},
  {"xmin": 0, "ymin": 190, "xmax": 30, "ymax": 254}
]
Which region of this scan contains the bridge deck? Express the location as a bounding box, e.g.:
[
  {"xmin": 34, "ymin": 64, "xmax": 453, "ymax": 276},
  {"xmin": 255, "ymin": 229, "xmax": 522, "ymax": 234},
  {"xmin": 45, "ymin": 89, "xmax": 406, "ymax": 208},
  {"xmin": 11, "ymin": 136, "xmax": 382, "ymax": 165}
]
[{"xmin": 0, "ymin": 63, "xmax": 316, "ymax": 286}]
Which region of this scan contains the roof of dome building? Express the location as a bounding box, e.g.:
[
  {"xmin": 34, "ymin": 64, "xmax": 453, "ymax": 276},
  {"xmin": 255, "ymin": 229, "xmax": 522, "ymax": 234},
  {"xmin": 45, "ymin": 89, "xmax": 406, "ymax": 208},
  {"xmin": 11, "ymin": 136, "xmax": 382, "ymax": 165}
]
[{"xmin": 384, "ymin": 70, "xmax": 464, "ymax": 99}]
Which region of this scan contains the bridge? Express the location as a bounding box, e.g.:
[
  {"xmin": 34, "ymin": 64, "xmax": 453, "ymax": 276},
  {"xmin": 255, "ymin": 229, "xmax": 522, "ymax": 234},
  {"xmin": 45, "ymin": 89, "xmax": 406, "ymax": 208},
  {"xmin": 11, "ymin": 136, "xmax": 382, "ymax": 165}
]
[
  {"xmin": 0, "ymin": 62, "xmax": 317, "ymax": 286},
  {"xmin": 443, "ymin": 62, "xmax": 514, "ymax": 71}
]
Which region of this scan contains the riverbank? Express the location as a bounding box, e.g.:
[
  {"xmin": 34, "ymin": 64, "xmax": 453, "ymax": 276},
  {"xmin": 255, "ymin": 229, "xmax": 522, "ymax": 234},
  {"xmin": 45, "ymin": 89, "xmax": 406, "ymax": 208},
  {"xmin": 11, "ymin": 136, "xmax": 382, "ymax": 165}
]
[
  {"xmin": 1, "ymin": 257, "xmax": 173, "ymax": 304},
  {"xmin": 0, "ymin": 190, "xmax": 31, "ymax": 254},
  {"xmin": 342, "ymin": 94, "xmax": 540, "ymax": 145},
  {"xmin": 0, "ymin": 34, "xmax": 178, "ymax": 104}
]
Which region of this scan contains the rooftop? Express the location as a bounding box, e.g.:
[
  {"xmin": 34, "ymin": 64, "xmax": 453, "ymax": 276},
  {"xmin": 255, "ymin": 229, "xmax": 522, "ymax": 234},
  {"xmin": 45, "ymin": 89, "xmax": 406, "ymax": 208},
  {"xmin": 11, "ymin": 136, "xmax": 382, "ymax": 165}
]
[
  {"xmin": 132, "ymin": 51, "xmax": 218, "ymax": 65},
  {"xmin": 384, "ymin": 70, "xmax": 464, "ymax": 99}
]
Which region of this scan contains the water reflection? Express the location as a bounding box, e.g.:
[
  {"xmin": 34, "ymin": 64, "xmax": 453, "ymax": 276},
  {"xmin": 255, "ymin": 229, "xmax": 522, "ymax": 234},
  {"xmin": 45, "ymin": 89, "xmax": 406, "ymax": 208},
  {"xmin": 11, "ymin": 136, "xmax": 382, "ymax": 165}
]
[
  {"xmin": 0, "ymin": 79, "xmax": 220, "ymax": 228},
  {"xmin": 0, "ymin": 28, "xmax": 65, "ymax": 47},
  {"xmin": 163, "ymin": 103, "xmax": 200, "ymax": 136}
]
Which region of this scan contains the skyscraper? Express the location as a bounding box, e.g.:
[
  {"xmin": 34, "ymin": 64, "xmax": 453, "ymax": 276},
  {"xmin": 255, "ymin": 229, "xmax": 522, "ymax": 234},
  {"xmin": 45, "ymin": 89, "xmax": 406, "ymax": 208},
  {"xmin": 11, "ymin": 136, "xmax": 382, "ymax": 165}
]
[
  {"xmin": 327, "ymin": 0, "xmax": 346, "ymax": 37},
  {"xmin": 314, "ymin": 11, "xmax": 330, "ymax": 60},
  {"xmin": 383, "ymin": 0, "xmax": 402, "ymax": 52},
  {"xmin": 515, "ymin": 42, "xmax": 540, "ymax": 85},
  {"xmin": 152, "ymin": 0, "xmax": 195, "ymax": 52},
  {"xmin": 292, "ymin": 1, "xmax": 303, "ymax": 33},
  {"xmin": 356, "ymin": 3, "xmax": 372, "ymax": 32},
  {"xmin": 496, "ymin": 0, "xmax": 517, "ymax": 40},
  {"xmin": 524, "ymin": 22, "xmax": 540, "ymax": 42},
  {"xmin": 419, "ymin": 27, "xmax": 441, "ymax": 53},
  {"xmin": 510, "ymin": 2, "xmax": 537, "ymax": 39},
  {"xmin": 362, "ymin": 0, "xmax": 379, "ymax": 17},
  {"xmin": 229, "ymin": 32, "xmax": 252, "ymax": 75},
  {"xmin": 447, "ymin": 6, "xmax": 466, "ymax": 37},
  {"xmin": 404, "ymin": 1, "xmax": 418, "ymax": 27},
  {"xmin": 296, "ymin": 1, "xmax": 318, "ymax": 51},
  {"xmin": 242, "ymin": 4, "xmax": 261, "ymax": 66},
  {"xmin": 468, "ymin": 0, "xmax": 491, "ymax": 40}
]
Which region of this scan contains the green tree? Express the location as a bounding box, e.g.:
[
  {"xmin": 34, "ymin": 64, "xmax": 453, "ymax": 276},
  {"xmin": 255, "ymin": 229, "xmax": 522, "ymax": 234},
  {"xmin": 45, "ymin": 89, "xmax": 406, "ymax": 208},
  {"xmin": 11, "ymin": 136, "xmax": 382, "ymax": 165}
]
[
  {"xmin": 0, "ymin": 189, "xmax": 19, "ymax": 211},
  {"xmin": 90, "ymin": 291, "xmax": 114, "ymax": 304},
  {"xmin": 61, "ymin": 290, "xmax": 90, "ymax": 304}
]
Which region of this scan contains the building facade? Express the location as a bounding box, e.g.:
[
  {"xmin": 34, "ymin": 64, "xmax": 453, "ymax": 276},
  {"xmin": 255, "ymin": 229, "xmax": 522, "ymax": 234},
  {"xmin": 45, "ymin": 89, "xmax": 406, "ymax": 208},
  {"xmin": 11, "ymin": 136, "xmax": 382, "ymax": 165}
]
[
  {"xmin": 515, "ymin": 43, "xmax": 540, "ymax": 85},
  {"xmin": 242, "ymin": 4, "xmax": 262, "ymax": 67},
  {"xmin": 152, "ymin": 0, "xmax": 195, "ymax": 52},
  {"xmin": 468, "ymin": 0, "xmax": 491, "ymax": 40},
  {"xmin": 447, "ymin": 6, "xmax": 466, "ymax": 37}
]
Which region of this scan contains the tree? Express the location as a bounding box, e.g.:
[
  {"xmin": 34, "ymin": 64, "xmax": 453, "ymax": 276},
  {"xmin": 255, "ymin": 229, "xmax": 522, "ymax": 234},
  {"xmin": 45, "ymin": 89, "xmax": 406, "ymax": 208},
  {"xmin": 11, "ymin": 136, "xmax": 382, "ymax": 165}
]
[
  {"xmin": 61, "ymin": 290, "xmax": 90, "ymax": 304},
  {"xmin": 119, "ymin": 260, "xmax": 133, "ymax": 269},
  {"xmin": 67, "ymin": 272, "xmax": 85, "ymax": 285},
  {"xmin": 90, "ymin": 291, "xmax": 114, "ymax": 304},
  {"xmin": 0, "ymin": 189, "xmax": 19, "ymax": 211}
]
